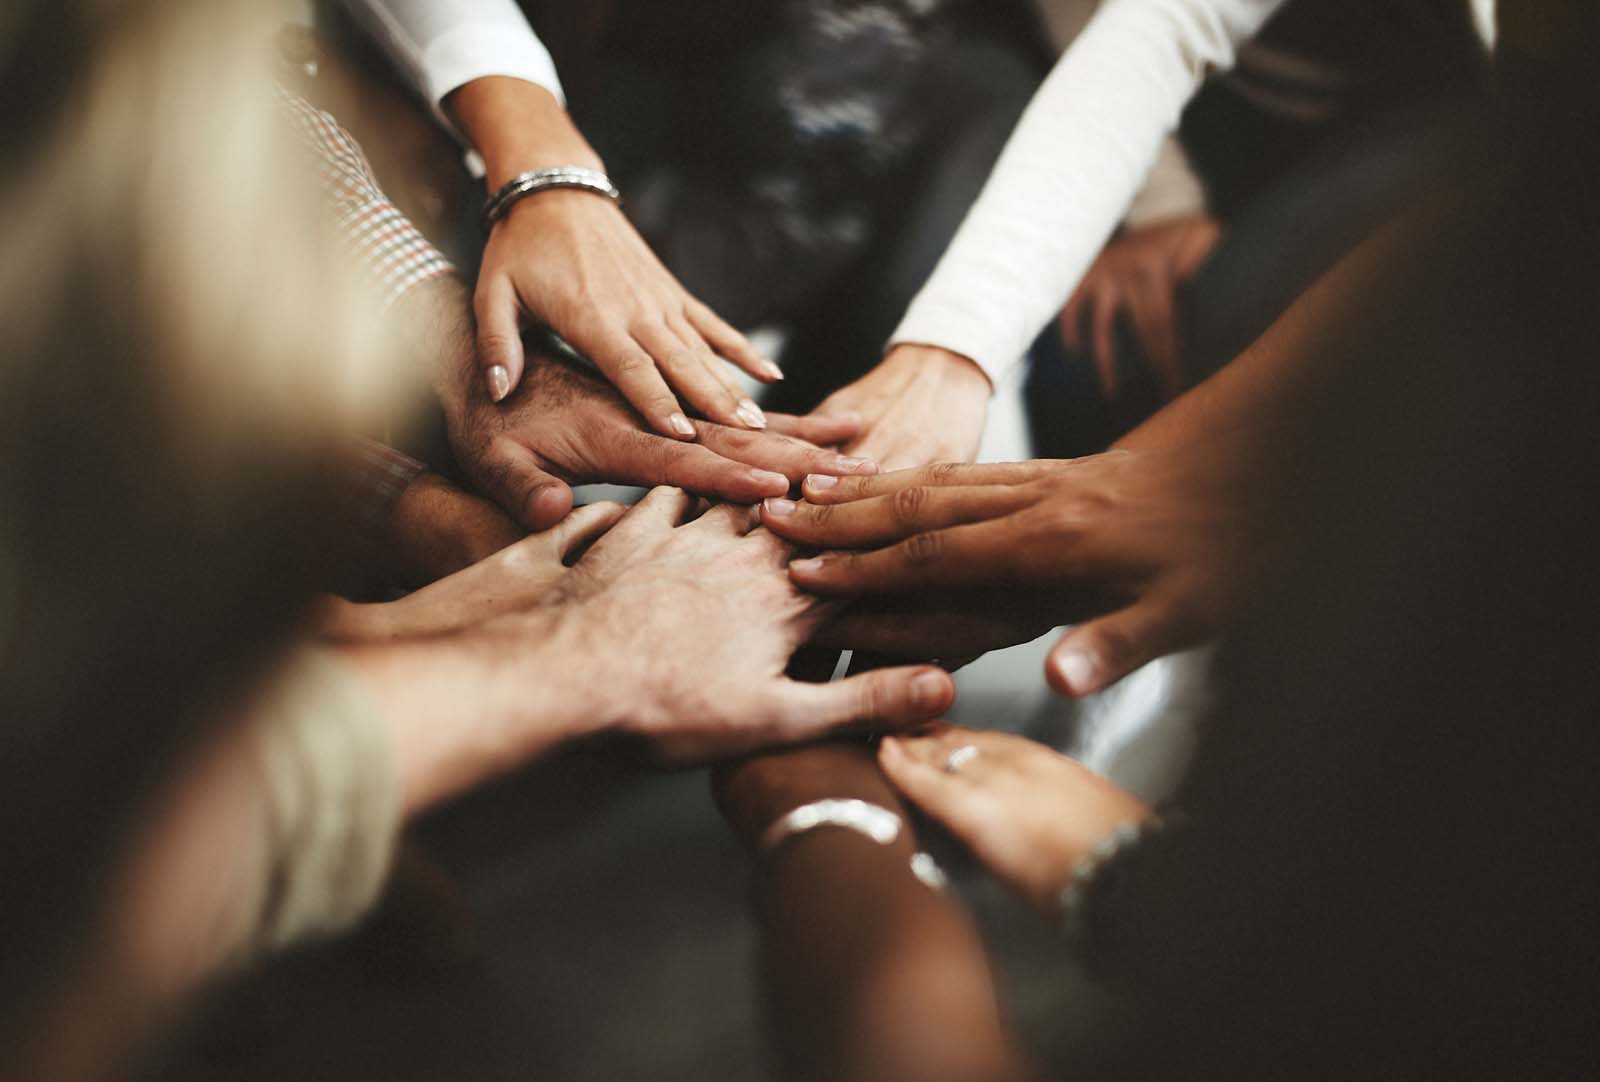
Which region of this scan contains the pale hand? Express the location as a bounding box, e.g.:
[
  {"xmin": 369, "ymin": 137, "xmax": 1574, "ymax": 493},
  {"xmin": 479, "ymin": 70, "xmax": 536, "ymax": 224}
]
[
  {"xmin": 878, "ymin": 724, "xmax": 1150, "ymax": 915},
  {"xmin": 810, "ymin": 344, "xmax": 992, "ymax": 471}
]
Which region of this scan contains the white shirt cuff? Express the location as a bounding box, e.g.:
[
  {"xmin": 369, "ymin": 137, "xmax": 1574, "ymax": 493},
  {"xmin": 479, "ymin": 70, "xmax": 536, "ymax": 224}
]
[{"xmin": 420, "ymin": 22, "xmax": 565, "ymax": 112}]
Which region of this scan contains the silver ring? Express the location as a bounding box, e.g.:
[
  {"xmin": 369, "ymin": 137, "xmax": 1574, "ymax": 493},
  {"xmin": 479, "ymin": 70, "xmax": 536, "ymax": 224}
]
[{"xmin": 944, "ymin": 744, "xmax": 979, "ymax": 774}]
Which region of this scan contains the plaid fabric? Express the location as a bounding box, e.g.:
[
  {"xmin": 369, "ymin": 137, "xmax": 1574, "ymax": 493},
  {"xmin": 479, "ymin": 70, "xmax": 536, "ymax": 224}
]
[
  {"xmin": 275, "ymin": 86, "xmax": 455, "ymax": 308},
  {"xmin": 349, "ymin": 437, "xmax": 428, "ymax": 524}
]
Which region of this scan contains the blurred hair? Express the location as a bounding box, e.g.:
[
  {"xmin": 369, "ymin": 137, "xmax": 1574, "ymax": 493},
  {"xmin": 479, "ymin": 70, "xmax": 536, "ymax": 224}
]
[{"xmin": 0, "ymin": 0, "xmax": 392, "ymax": 1047}]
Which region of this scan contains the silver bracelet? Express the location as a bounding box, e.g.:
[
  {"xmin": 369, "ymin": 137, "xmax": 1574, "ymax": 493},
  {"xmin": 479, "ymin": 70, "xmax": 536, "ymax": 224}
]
[
  {"xmin": 481, "ymin": 166, "xmax": 622, "ymax": 231},
  {"xmin": 759, "ymin": 798, "xmax": 902, "ymax": 855}
]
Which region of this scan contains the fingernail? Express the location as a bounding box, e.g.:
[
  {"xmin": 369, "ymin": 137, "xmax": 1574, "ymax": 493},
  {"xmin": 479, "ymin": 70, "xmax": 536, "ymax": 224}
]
[
  {"xmin": 487, "ymin": 364, "xmax": 511, "ymax": 403},
  {"xmin": 836, "ymin": 456, "xmax": 877, "ymax": 474},
  {"xmin": 761, "ymin": 497, "xmax": 797, "ymax": 518},
  {"xmin": 789, "ymin": 557, "xmax": 825, "ymax": 575},
  {"xmin": 761, "ymin": 360, "xmax": 785, "ymax": 381},
  {"xmin": 751, "ymin": 469, "xmax": 789, "ymax": 491},
  {"xmin": 1054, "ymin": 650, "xmax": 1097, "ymax": 694},
  {"xmin": 737, "ymin": 399, "xmax": 768, "ymax": 430},
  {"xmin": 670, "ymin": 412, "xmax": 696, "ymax": 438},
  {"xmin": 805, "ymin": 473, "xmax": 839, "ymax": 491},
  {"xmin": 912, "ymin": 671, "xmax": 949, "ymax": 710}
]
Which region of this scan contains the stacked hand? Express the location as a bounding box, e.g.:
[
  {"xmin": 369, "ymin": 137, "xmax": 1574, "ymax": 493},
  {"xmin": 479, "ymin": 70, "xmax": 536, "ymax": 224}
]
[
  {"xmin": 878, "ymin": 725, "xmax": 1150, "ymax": 915},
  {"xmin": 437, "ymin": 308, "xmax": 878, "ymax": 530},
  {"xmin": 761, "ymin": 448, "xmax": 1275, "ymax": 696},
  {"xmin": 809, "ymin": 344, "xmax": 992, "ymax": 470}
]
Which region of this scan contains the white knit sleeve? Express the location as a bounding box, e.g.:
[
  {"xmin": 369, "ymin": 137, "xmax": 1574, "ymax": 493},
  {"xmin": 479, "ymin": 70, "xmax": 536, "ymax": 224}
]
[{"xmin": 890, "ymin": 0, "xmax": 1283, "ymax": 387}]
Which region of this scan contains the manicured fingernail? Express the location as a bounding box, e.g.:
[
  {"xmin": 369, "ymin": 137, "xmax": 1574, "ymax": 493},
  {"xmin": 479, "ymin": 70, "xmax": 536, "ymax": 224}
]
[
  {"xmin": 836, "ymin": 456, "xmax": 877, "ymax": 474},
  {"xmin": 761, "ymin": 360, "xmax": 785, "ymax": 381},
  {"xmin": 761, "ymin": 497, "xmax": 796, "ymax": 518},
  {"xmin": 751, "ymin": 469, "xmax": 789, "ymax": 490},
  {"xmin": 790, "ymin": 557, "xmax": 825, "ymax": 575},
  {"xmin": 805, "ymin": 473, "xmax": 839, "ymax": 491},
  {"xmin": 912, "ymin": 671, "xmax": 949, "ymax": 710},
  {"xmin": 487, "ymin": 365, "xmax": 511, "ymax": 402},
  {"xmin": 670, "ymin": 412, "xmax": 696, "ymax": 438},
  {"xmin": 1054, "ymin": 650, "xmax": 1097, "ymax": 694},
  {"xmin": 737, "ymin": 400, "xmax": 768, "ymax": 429}
]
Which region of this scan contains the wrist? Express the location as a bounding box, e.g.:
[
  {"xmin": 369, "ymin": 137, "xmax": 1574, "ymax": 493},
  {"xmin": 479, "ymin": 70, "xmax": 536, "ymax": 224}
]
[
  {"xmin": 887, "ymin": 343, "xmax": 993, "ymax": 396},
  {"xmin": 446, "ymin": 76, "xmax": 604, "ymax": 188}
]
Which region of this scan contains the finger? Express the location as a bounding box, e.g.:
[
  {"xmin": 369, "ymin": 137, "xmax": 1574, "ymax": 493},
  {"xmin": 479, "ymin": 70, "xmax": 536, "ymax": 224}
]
[
  {"xmin": 685, "ymin": 297, "xmax": 783, "ymax": 382},
  {"xmin": 1091, "ymin": 287, "xmax": 1122, "ymax": 399},
  {"xmin": 601, "ymin": 429, "xmax": 792, "ymax": 502},
  {"xmin": 475, "ymin": 441, "xmax": 575, "ymax": 531},
  {"xmin": 787, "ymin": 518, "xmax": 1022, "ymax": 596},
  {"xmin": 768, "ymin": 665, "xmax": 956, "ymax": 740},
  {"xmin": 767, "ymin": 411, "xmax": 862, "ymax": 447},
  {"xmin": 612, "ymin": 486, "xmax": 696, "ymax": 535},
  {"xmin": 693, "ymin": 501, "xmax": 762, "ymax": 536},
  {"xmin": 1126, "ymin": 277, "xmax": 1183, "ymax": 398},
  {"xmin": 549, "ymin": 501, "xmax": 628, "ymax": 560},
  {"xmin": 475, "ymin": 277, "xmax": 527, "ymax": 403},
  {"xmin": 877, "ymin": 735, "xmax": 993, "ymax": 832},
  {"xmin": 580, "ymin": 327, "xmax": 695, "ymax": 440},
  {"xmin": 693, "ymin": 423, "xmax": 878, "ymax": 484},
  {"xmin": 634, "ymin": 321, "xmax": 752, "ymax": 430},
  {"xmin": 800, "ymin": 460, "xmax": 1056, "ymax": 505},
  {"xmin": 760, "ymin": 483, "xmax": 1029, "ymax": 549},
  {"xmin": 1046, "ymin": 593, "xmax": 1201, "ymax": 698},
  {"xmin": 1060, "ymin": 280, "xmax": 1091, "ymax": 355}
]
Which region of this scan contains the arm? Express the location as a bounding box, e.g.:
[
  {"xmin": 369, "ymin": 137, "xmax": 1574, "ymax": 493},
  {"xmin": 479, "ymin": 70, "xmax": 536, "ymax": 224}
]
[
  {"xmin": 341, "ymin": 1, "xmax": 778, "ymax": 435},
  {"xmin": 891, "ymin": 0, "xmax": 1282, "ymax": 386},
  {"xmin": 814, "ymin": 0, "xmax": 1280, "ymax": 467},
  {"xmin": 715, "ymin": 744, "xmax": 1031, "ymax": 1082}
]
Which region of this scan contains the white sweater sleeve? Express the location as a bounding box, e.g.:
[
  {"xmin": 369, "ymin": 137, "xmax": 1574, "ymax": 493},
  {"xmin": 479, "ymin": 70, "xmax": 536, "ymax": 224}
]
[
  {"xmin": 891, "ymin": 0, "xmax": 1283, "ymax": 387},
  {"xmin": 339, "ymin": 0, "xmax": 565, "ymax": 122}
]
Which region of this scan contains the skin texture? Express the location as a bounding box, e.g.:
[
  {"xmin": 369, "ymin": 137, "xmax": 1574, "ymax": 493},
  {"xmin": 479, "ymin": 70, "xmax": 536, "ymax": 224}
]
[
  {"xmin": 810, "ymin": 343, "xmax": 993, "ymax": 470},
  {"xmin": 417, "ymin": 276, "xmax": 876, "ymax": 532},
  {"xmin": 878, "ymin": 724, "xmax": 1151, "ymax": 916},
  {"xmin": 449, "ymin": 76, "xmax": 778, "ymax": 434},
  {"xmin": 339, "ymin": 488, "xmax": 959, "ymax": 813},
  {"xmin": 374, "ymin": 470, "xmax": 526, "ymax": 586},
  {"xmin": 1060, "ymin": 213, "xmax": 1222, "ymax": 399},
  {"xmin": 763, "ymin": 449, "xmax": 1275, "ymax": 698}
]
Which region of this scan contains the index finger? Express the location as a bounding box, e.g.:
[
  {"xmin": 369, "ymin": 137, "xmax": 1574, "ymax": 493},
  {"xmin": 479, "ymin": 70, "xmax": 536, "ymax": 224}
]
[
  {"xmin": 601, "ymin": 429, "xmax": 793, "ymax": 503},
  {"xmin": 800, "ymin": 460, "xmax": 1056, "ymax": 504},
  {"xmin": 787, "ymin": 518, "xmax": 1024, "ymax": 596},
  {"xmin": 760, "ymin": 484, "xmax": 1028, "ymax": 549}
]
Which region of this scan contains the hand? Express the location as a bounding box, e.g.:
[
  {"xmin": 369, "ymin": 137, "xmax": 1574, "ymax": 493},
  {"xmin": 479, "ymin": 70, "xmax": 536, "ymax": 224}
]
[
  {"xmin": 321, "ymin": 501, "xmax": 625, "ymax": 641},
  {"xmin": 810, "ymin": 344, "xmax": 992, "ymax": 470},
  {"xmin": 878, "ymin": 724, "xmax": 1151, "ymax": 915},
  {"xmin": 1060, "ymin": 214, "xmax": 1222, "ymax": 399},
  {"xmin": 444, "ymin": 342, "xmax": 879, "ymax": 531},
  {"xmin": 477, "ymin": 191, "xmax": 781, "ymax": 433},
  {"xmin": 763, "ymin": 449, "xmax": 1276, "ymax": 697},
  {"xmin": 810, "ymin": 589, "xmax": 1059, "ymax": 666},
  {"xmin": 546, "ymin": 487, "xmax": 957, "ymax": 766},
  {"xmin": 377, "ymin": 470, "xmax": 525, "ymax": 587}
]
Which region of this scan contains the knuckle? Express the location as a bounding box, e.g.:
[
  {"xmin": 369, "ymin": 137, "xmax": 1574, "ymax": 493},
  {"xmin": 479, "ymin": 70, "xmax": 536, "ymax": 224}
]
[
  {"xmin": 890, "ymin": 485, "xmax": 928, "ymax": 525},
  {"xmin": 926, "ymin": 462, "xmax": 961, "ymax": 485},
  {"xmin": 901, "ymin": 529, "xmax": 945, "ymax": 567}
]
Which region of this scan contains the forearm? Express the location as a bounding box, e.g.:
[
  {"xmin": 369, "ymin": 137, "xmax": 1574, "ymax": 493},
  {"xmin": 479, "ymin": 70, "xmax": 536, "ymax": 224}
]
[
  {"xmin": 335, "ymin": 614, "xmax": 591, "ymax": 817},
  {"xmin": 446, "ymin": 75, "xmax": 602, "ymax": 188},
  {"xmin": 716, "ymin": 745, "xmax": 1028, "ymax": 1082}
]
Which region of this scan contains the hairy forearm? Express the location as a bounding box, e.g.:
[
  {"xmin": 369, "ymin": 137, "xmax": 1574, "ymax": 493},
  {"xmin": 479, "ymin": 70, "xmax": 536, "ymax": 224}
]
[{"xmin": 445, "ymin": 76, "xmax": 602, "ymax": 188}]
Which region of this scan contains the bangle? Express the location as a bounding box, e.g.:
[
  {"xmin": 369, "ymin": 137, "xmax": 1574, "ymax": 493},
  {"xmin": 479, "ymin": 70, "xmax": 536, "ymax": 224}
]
[
  {"xmin": 1058, "ymin": 817, "xmax": 1162, "ymax": 950},
  {"xmin": 759, "ymin": 798, "xmax": 902, "ymax": 855},
  {"xmin": 481, "ymin": 166, "xmax": 621, "ymax": 231}
]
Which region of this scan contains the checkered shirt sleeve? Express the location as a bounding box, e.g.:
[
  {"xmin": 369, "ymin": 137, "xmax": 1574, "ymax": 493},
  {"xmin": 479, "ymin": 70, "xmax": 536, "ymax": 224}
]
[{"xmin": 275, "ymin": 87, "xmax": 455, "ymax": 308}]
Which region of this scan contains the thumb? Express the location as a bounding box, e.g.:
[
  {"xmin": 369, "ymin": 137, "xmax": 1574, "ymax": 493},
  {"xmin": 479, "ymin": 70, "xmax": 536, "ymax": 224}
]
[
  {"xmin": 475, "ymin": 276, "xmax": 526, "ymax": 403},
  {"xmin": 1046, "ymin": 595, "xmax": 1197, "ymax": 698},
  {"xmin": 480, "ymin": 442, "xmax": 574, "ymax": 532},
  {"xmin": 771, "ymin": 665, "xmax": 955, "ymax": 740}
]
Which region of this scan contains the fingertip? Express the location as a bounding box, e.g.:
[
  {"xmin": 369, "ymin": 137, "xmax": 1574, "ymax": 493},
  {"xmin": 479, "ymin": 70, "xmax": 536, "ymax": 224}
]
[
  {"xmin": 749, "ymin": 469, "xmax": 790, "ymax": 495},
  {"xmin": 909, "ymin": 667, "xmax": 956, "ymax": 715},
  {"xmin": 802, "ymin": 473, "xmax": 841, "ymax": 500},
  {"xmin": 524, "ymin": 484, "xmax": 575, "ymax": 531},
  {"xmin": 1046, "ymin": 641, "xmax": 1101, "ymax": 699},
  {"xmin": 666, "ymin": 412, "xmax": 698, "ymax": 439}
]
